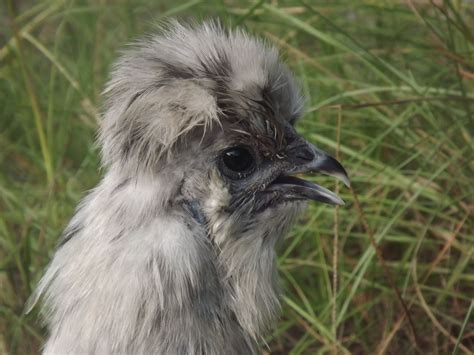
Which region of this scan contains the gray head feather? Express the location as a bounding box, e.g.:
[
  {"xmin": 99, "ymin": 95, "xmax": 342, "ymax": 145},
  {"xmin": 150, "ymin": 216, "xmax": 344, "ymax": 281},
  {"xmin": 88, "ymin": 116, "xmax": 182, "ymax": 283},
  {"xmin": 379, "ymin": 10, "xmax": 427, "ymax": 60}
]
[{"xmin": 33, "ymin": 20, "xmax": 348, "ymax": 354}]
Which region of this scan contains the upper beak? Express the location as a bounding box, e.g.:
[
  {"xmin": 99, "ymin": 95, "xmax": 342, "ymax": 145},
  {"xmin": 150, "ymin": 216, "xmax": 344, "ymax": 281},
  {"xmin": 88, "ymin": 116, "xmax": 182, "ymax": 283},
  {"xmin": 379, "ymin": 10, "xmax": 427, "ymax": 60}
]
[{"xmin": 267, "ymin": 141, "xmax": 350, "ymax": 206}]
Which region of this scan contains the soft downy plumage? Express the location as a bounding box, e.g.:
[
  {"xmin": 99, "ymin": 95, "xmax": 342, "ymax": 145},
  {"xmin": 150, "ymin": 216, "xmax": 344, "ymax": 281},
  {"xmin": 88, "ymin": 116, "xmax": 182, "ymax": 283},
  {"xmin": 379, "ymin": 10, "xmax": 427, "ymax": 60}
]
[{"xmin": 32, "ymin": 20, "xmax": 349, "ymax": 354}]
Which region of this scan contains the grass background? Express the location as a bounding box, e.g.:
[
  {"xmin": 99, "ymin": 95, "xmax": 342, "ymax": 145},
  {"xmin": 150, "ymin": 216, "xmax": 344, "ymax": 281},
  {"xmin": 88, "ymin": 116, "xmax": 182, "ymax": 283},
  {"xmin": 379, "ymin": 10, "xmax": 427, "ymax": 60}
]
[{"xmin": 1, "ymin": 0, "xmax": 473, "ymax": 354}]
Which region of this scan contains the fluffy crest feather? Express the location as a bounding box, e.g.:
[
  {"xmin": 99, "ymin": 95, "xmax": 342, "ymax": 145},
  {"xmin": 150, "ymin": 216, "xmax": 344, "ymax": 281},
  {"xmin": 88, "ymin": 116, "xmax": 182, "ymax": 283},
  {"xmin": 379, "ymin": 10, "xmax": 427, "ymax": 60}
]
[{"xmin": 100, "ymin": 20, "xmax": 303, "ymax": 172}]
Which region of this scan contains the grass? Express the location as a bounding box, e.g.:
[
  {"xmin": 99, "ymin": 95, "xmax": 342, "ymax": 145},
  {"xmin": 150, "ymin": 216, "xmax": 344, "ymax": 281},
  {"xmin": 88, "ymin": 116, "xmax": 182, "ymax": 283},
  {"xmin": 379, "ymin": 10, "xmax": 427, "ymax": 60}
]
[{"xmin": 1, "ymin": 0, "xmax": 473, "ymax": 353}]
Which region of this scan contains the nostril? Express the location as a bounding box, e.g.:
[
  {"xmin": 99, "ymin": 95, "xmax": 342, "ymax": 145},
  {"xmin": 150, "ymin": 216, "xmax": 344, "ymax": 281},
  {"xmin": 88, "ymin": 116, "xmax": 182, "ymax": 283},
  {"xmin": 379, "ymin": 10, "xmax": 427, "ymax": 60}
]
[
  {"xmin": 286, "ymin": 138, "xmax": 316, "ymax": 163},
  {"xmin": 295, "ymin": 144, "xmax": 315, "ymax": 162}
]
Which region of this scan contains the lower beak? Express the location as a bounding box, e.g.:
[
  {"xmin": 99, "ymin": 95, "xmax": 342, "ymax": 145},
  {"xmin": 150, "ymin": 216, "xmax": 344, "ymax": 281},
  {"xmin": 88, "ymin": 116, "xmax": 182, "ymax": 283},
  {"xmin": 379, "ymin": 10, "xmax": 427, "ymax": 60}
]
[{"xmin": 267, "ymin": 143, "xmax": 350, "ymax": 206}]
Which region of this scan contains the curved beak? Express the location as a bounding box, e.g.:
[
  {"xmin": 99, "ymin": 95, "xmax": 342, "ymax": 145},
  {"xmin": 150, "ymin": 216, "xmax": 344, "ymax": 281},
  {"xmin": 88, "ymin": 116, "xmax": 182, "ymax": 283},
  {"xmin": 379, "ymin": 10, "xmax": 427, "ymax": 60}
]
[
  {"xmin": 267, "ymin": 141, "xmax": 350, "ymax": 206},
  {"xmin": 295, "ymin": 146, "xmax": 350, "ymax": 187}
]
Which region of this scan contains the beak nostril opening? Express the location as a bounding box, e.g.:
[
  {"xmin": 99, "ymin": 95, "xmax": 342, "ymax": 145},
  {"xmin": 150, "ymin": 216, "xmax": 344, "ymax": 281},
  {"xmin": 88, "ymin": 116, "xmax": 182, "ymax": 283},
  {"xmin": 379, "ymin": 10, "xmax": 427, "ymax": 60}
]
[{"xmin": 295, "ymin": 145, "xmax": 315, "ymax": 162}]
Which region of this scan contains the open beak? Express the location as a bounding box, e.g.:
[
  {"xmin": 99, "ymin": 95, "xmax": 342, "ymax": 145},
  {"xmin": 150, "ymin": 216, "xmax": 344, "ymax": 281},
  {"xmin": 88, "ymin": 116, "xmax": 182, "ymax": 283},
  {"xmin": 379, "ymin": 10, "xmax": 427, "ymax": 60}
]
[{"xmin": 267, "ymin": 142, "xmax": 350, "ymax": 206}]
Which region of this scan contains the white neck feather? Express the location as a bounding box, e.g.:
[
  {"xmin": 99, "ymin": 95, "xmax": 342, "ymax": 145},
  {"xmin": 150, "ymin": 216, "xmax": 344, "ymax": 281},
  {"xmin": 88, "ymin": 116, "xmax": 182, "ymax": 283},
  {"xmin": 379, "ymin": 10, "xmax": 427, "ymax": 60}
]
[{"xmin": 36, "ymin": 170, "xmax": 301, "ymax": 354}]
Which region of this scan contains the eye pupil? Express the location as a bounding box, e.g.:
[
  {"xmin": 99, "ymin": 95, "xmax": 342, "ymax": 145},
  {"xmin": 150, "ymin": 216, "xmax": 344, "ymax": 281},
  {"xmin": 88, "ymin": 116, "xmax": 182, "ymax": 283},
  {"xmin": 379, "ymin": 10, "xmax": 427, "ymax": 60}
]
[{"xmin": 222, "ymin": 147, "xmax": 254, "ymax": 174}]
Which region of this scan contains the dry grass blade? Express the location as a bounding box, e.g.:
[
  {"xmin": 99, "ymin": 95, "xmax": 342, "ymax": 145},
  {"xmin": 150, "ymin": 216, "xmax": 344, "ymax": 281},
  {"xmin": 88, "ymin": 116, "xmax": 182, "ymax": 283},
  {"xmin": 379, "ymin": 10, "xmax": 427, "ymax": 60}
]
[
  {"xmin": 331, "ymin": 105, "xmax": 342, "ymax": 355},
  {"xmin": 413, "ymin": 264, "xmax": 471, "ymax": 354},
  {"xmin": 350, "ymin": 187, "xmax": 420, "ymax": 350}
]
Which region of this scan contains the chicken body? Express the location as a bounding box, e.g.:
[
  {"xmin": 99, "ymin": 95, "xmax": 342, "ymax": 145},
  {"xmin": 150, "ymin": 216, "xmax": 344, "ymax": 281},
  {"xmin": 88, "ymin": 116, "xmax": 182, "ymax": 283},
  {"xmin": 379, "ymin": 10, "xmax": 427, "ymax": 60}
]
[{"xmin": 34, "ymin": 21, "xmax": 348, "ymax": 354}]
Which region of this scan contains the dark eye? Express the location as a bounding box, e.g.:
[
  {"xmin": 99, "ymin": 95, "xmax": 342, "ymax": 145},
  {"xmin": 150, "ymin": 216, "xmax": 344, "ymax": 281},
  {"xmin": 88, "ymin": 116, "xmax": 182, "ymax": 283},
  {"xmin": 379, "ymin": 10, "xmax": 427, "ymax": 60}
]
[{"xmin": 219, "ymin": 147, "xmax": 255, "ymax": 179}]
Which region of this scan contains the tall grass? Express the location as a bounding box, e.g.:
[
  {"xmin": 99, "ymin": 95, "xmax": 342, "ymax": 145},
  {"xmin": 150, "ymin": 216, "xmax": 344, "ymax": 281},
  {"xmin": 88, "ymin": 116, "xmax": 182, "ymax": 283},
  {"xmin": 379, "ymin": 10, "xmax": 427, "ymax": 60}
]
[{"xmin": 1, "ymin": 1, "xmax": 473, "ymax": 354}]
